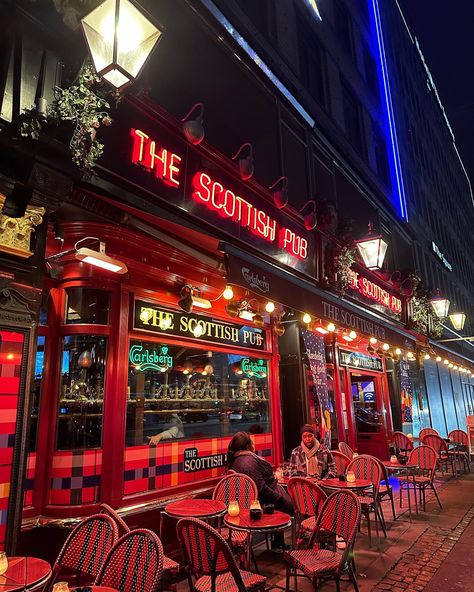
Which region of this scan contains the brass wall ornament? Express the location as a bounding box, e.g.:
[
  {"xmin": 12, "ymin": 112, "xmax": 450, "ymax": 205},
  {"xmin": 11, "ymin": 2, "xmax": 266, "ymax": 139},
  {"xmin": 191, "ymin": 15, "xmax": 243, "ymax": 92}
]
[{"xmin": 0, "ymin": 194, "xmax": 45, "ymax": 258}]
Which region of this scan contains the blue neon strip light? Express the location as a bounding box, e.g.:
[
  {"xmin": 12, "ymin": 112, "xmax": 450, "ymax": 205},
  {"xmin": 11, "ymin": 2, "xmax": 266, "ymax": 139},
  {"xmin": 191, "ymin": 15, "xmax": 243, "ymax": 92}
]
[
  {"xmin": 371, "ymin": 0, "xmax": 408, "ymax": 221},
  {"xmin": 198, "ymin": 0, "xmax": 315, "ymax": 128}
]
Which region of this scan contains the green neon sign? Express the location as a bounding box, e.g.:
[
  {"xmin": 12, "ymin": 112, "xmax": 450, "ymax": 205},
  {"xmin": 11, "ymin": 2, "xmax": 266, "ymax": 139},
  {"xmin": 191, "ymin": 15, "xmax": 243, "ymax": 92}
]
[
  {"xmin": 129, "ymin": 344, "xmax": 173, "ymax": 372},
  {"xmin": 241, "ymin": 358, "xmax": 267, "ymax": 378}
]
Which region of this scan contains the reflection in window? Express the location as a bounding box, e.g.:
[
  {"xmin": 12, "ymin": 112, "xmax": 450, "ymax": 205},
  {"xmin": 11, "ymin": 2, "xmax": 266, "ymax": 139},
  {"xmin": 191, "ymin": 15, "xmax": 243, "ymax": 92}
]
[
  {"xmin": 65, "ymin": 288, "xmax": 110, "ymax": 325},
  {"xmin": 351, "ymin": 378, "xmax": 382, "ymax": 433},
  {"xmin": 29, "ymin": 336, "xmax": 45, "ymax": 452},
  {"xmin": 126, "ymin": 341, "xmax": 271, "ymax": 446},
  {"xmin": 57, "ymin": 335, "xmax": 107, "ymax": 450}
]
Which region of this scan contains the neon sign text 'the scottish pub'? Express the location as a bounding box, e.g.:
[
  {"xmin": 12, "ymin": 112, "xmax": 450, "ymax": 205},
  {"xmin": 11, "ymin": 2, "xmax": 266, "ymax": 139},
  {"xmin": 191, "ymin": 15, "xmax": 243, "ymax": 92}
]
[{"xmin": 130, "ymin": 128, "xmax": 308, "ymax": 259}]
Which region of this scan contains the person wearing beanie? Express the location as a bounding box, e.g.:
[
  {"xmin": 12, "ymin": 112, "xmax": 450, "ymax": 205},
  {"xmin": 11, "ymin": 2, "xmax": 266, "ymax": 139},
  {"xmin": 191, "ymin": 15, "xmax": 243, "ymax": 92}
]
[{"xmin": 290, "ymin": 424, "xmax": 336, "ymax": 478}]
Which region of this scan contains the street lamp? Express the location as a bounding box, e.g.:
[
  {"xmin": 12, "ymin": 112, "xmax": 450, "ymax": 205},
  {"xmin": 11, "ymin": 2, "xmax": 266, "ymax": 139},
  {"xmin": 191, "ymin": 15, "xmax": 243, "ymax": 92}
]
[
  {"xmin": 449, "ymin": 311, "xmax": 466, "ymax": 331},
  {"xmin": 355, "ymin": 222, "xmax": 388, "ymax": 270},
  {"xmin": 81, "ymin": 0, "xmax": 163, "ymax": 89},
  {"xmin": 429, "ymin": 293, "xmax": 450, "ymax": 319}
]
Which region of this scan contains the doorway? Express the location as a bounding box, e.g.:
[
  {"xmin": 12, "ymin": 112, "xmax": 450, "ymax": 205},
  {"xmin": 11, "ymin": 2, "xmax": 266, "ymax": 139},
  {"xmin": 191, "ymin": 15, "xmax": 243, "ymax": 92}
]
[{"xmin": 346, "ymin": 371, "xmax": 390, "ymax": 459}]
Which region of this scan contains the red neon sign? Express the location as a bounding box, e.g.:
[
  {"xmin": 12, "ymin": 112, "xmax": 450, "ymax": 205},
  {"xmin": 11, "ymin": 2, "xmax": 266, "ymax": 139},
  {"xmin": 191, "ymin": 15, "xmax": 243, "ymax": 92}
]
[
  {"xmin": 349, "ymin": 271, "xmax": 402, "ymax": 314},
  {"xmin": 130, "ymin": 128, "xmax": 308, "ymax": 260}
]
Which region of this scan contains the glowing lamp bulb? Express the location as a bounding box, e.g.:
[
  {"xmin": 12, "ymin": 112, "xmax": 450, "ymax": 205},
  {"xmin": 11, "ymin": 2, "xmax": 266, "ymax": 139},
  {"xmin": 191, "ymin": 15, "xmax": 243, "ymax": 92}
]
[
  {"xmin": 382, "ymin": 343, "xmax": 390, "ymax": 351},
  {"xmin": 436, "ymin": 356, "xmax": 442, "ymax": 362},
  {"xmin": 265, "ymin": 301, "xmax": 275, "ymax": 313},
  {"xmin": 424, "ymin": 353, "xmax": 430, "ymax": 360},
  {"xmin": 395, "ymin": 348, "xmax": 402, "ymax": 355},
  {"xmin": 302, "ymin": 313, "xmax": 312, "ymax": 324},
  {"xmin": 327, "ymin": 323, "xmax": 336, "ymax": 332},
  {"xmin": 223, "ymin": 285, "xmax": 234, "ymax": 300},
  {"xmin": 349, "ymin": 331, "xmax": 357, "ymax": 340},
  {"xmin": 193, "ymin": 324, "xmax": 204, "ymax": 338},
  {"xmin": 369, "ymin": 337, "xmax": 378, "ymax": 345},
  {"xmin": 444, "ymin": 359, "xmax": 449, "ymax": 365}
]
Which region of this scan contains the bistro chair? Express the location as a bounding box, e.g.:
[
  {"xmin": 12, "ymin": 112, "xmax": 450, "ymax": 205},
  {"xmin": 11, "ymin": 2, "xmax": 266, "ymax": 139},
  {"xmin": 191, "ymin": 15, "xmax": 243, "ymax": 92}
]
[
  {"xmin": 422, "ymin": 434, "xmax": 456, "ymax": 477},
  {"xmin": 212, "ymin": 473, "xmax": 258, "ymax": 563},
  {"xmin": 331, "ymin": 451, "xmax": 351, "ymax": 477},
  {"xmin": 400, "ymin": 445, "xmax": 442, "ymax": 511},
  {"xmin": 95, "ymin": 528, "xmax": 164, "ymax": 592},
  {"xmin": 338, "ymin": 441, "xmax": 355, "ymax": 459},
  {"xmin": 287, "ymin": 477, "xmax": 327, "ymax": 547},
  {"xmin": 46, "ymin": 514, "xmax": 118, "ymax": 591},
  {"xmin": 376, "ymin": 460, "xmax": 396, "ymax": 521},
  {"xmin": 448, "ymin": 429, "xmax": 471, "ymax": 473},
  {"xmin": 393, "ymin": 431, "xmax": 414, "ymax": 462},
  {"xmin": 100, "ymin": 504, "xmax": 179, "ymax": 592},
  {"xmin": 284, "ymin": 490, "xmax": 361, "ymax": 592},
  {"xmin": 346, "ymin": 455, "xmax": 386, "ymax": 546},
  {"xmin": 176, "ymin": 517, "xmax": 267, "ymax": 592},
  {"xmin": 419, "ymin": 427, "xmax": 439, "ymax": 439}
]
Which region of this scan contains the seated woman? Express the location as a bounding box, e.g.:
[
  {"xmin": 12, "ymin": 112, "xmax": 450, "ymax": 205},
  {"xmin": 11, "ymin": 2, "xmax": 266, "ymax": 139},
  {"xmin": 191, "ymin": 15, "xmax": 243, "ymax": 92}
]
[{"xmin": 227, "ymin": 431, "xmax": 294, "ymax": 516}]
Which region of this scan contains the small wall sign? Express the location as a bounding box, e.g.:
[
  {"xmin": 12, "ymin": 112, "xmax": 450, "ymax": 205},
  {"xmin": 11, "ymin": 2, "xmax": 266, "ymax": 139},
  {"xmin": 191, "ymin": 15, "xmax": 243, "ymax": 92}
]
[
  {"xmin": 129, "ymin": 344, "xmax": 173, "ymax": 371},
  {"xmin": 339, "ymin": 349, "xmax": 383, "ymax": 372},
  {"xmin": 183, "ymin": 447, "xmax": 226, "ymax": 472}
]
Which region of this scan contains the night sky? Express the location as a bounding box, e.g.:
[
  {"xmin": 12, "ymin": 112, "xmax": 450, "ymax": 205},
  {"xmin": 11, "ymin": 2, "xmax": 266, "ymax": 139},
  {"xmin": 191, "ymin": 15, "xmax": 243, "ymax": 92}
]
[{"xmin": 398, "ymin": 0, "xmax": 474, "ymax": 184}]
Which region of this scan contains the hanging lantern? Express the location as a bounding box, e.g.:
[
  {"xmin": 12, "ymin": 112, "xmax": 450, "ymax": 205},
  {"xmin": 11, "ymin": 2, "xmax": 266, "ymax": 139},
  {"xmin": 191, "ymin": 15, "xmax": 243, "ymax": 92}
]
[
  {"xmin": 253, "ymin": 314, "xmax": 265, "ymax": 328},
  {"xmin": 78, "ymin": 350, "xmax": 93, "ymax": 368},
  {"xmin": 429, "ymin": 294, "xmax": 450, "ymax": 319},
  {"xmin": 449, "ymin": 311, "xmax": 466, "ymax": 331},
  {"xmin": 225, "ymin": 301, "xmax": 240, "ymax": 318},
  {"xmin": 274, "ymin": 322, "xmax": 285, "ymax": 336},
  {"xmin": 355, "ymin": 222, "xmax": 388, "ymax": 271},
  {"xmin": 81, "ymin": 0, "xmax": 164, "ymax": 90}
]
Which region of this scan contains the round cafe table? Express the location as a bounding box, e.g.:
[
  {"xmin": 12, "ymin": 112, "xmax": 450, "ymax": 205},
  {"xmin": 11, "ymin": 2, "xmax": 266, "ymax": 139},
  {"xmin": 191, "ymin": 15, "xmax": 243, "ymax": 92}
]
[
  {"xmin": 72, "ymin": 587, "xmax": 118, "ymax": 592},
  {"xmin": 383, "ymin": 461, "xmax": 419, "ymax": 519},
  {"xmin": 321, "ymin": 478, "xmax": 372, "ymax": 491},
  {"xmin": 224, "ymin": 509, "xmax": 294, "ymax": 570},
  {"xmin": 0, "ymin": 556, "xmax": 51, "ymax": 592},
  {"xmin": 160, "ymin": 499, "xmax": 227, "ymax": 537}
]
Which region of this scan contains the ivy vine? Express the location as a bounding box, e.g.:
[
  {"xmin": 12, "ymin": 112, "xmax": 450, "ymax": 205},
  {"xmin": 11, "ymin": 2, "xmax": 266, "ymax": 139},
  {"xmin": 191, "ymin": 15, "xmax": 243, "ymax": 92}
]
[
  {"xmin": 19, "ymin": 64, "xmax": 117, "ymax": 172},
  {"xmin": 407, "ymin": 274, "xmax": 443, "ymax": 338}
]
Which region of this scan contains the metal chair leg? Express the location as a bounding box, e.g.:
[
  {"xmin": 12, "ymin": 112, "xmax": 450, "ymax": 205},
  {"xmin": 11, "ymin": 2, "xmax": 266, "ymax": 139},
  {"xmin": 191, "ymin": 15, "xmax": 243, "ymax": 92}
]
[{"xmin": 430, "ymin": 483, "xmax": 443, "ymax": 509}]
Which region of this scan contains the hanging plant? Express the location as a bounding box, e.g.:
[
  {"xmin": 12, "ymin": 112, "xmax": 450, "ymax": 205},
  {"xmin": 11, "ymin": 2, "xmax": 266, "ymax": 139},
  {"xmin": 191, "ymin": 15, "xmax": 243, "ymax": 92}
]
[
  {"xmin": 19, "ymin": 63, "xmax": 117, "ymax": 172},
  {"xmin": 333, "ymin": 244, "xmax": 356, "ymax": 296},
  {"xmin": 407, "ymin": 274, "xmax": 443, "ymax": 338}
]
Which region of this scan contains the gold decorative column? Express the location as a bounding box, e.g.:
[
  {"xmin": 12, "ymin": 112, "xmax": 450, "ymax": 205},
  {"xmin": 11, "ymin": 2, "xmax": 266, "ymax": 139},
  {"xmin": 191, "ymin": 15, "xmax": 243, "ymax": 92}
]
[{"xmin": 0, "ymin": 194, "xmax": 45, "ymax": 258}]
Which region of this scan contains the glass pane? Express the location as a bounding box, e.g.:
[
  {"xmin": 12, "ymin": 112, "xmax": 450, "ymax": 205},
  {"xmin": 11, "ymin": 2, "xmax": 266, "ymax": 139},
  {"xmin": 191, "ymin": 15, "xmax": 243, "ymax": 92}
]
[
  {"xmin": 65, "ymin": 288, "xmax": 110, "ymax": 325},
  {"xmin": 29, "ymin": 336, "xmax": 46, "ymax": 452},
  {"xmin": 351, "ymin": 377, "xmax": 382, "ymax": 433},
  {"xmin": 126, "ymin": 340, "xmax": 271, "ymax": 446},
  {"xmin": 57, "ymin": 335, "xmax": 107, "ymax": 450}
]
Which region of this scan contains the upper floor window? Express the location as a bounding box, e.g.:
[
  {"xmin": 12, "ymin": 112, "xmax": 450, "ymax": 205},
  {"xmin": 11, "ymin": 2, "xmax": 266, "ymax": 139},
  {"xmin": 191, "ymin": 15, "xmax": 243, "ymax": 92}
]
[
  {"xmin": 335, "ymin": 0, "xmax": 354, "ymax": 58},
  {"xmin": 66, "ymin": 288, "xmax": 110, "ymax": 325},
  {"xmin": 373, "ymin": 126, "xmax": 390, "ymax": 187},
  {"xmin": 341, "ymin": 81, "xmax": 365, "ymax": 156},
  {"xmin": 363, "ymin": 45, "xmax": 379, "ymax": 101}
]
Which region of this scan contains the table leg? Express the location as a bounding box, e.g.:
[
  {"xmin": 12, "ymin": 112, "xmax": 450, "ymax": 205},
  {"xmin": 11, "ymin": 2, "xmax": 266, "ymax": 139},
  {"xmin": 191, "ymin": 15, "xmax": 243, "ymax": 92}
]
[
  {"xmin": 291, "ymin": 517, "xmax": 296, "ymax": 549},
  {"xmin": 412, "ymin": 471, "xmax": 418, "ymax": 514},
  {"xmin": 159, "ymin": 511, "xmax": 164, "ymax": 539},
  {"xmin": 247, "ymin": 532, "xmax": 253, "ymax": 571}
]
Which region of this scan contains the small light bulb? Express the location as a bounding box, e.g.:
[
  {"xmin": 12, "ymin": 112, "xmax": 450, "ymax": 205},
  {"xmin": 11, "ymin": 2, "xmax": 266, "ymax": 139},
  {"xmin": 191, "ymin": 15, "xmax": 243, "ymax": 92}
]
[
  {"xmin": 444, "ymin": 359, "xmax": 449, "ymax": 365},
  {"xmin": 327, "ymin": 323, "xmax": 336, "ymax": 332},
  {"xmin": 382, "ymin": 343, "xmax": 390, "ymax": 351},
  {"xmin": 265, "ymin": 301, "xmax": 275, "ymax": 313},
  {"xmin": 436, "ymin": 356, "xmax": 442, "ymax": 362},
  {"xmin": 370, "ymin": 337, "xmax": 378, "ymax": 345},
  {"xmin": 349, "ymin": 330, "xmax": 357, "ymax": 340},
  {"xmin": 302, "ymin": 313, "xmax": 312, "ymax": 324},
  {"xmin": 193, "ymin": 324, "xmax": 204, "ymax": 338},
  {"xmin": 407, "ymin": 351, "xmax": 414, "ymax": 359},
  {"xmin": 448, "ymin": 363, "xmax": 453, "ymax": 368},
  {"xmin": 424, "ymin": 353, "xmax": 430, "ymax": 360},
  {"xmin": 395, "ymin": 348, "xmax": 402, "ymax": 355},
  {"xmin": 223, "ymin": 285, "xmax": 234, "ymax": 300},
  {"xmin": 453, "ymin": 365, "xmax": 458, "ymax": 370}
]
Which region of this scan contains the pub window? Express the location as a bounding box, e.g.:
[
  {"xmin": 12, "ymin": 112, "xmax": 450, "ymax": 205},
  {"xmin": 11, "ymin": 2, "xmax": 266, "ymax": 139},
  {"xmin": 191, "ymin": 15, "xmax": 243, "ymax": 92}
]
[
  {"xmin": 56, "ymin": 335, "xmax": 107, "ymax": 450},
  {"xmin": 29, "ymin": 335, "xmax": 46, "ymax": 452},
  {"xmin": 126, "ymin": 340, "xmax": 271, "ymax": 446},
  {"xmin": 65, "ymin": 288, "xmax": 110, "ymax": 325}
]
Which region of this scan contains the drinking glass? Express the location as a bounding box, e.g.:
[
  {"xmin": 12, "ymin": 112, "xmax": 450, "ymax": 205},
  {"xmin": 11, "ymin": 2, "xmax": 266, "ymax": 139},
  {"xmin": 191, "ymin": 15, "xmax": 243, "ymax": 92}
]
[
  {"xmin": 228, "ymin": 500, "xmax": 240, "ymax": 517},
  {"xmin": 346, "ymin": 471, "xmax": 356, "ymax": 483},
  {"xmin": 0, "ymin": 552, "xmax": 8, "ymax": 576},
  {"xmin": 53, "ymin": 582, "xmax": 70, "ymax": 592}
]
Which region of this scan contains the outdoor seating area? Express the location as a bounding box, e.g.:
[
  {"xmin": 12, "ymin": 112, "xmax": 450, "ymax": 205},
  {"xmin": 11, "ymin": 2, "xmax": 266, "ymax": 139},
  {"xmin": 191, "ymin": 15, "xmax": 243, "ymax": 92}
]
[{"xmin": 2, "ymin": 430, "xmax": 470, "ymax": 592}]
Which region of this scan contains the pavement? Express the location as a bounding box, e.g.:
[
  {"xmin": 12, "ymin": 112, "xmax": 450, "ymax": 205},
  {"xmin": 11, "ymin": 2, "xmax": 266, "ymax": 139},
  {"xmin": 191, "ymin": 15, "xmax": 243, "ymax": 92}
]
[{"xmin": 175, "ymin": 467, "xmax": 474, "ymax": 591}]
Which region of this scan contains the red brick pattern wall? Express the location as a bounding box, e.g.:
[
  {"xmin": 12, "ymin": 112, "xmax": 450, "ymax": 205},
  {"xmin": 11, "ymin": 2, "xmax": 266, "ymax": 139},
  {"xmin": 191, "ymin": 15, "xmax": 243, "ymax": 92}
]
[{"xmin": 0, "ymin": 331, "xmax": 24, "ymax": 550}]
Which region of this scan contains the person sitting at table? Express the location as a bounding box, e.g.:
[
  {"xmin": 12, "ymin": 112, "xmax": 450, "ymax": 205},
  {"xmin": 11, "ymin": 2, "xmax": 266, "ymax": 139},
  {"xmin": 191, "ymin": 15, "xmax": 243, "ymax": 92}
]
[
  {"xmin": 227, "ymin": 431, "xmax": 293, "ymax": 550},
  {"xmin": 148, "ymin": 413, "xmax": 185, "ymax": 445},
  {"xmin": 290, "ymin": 424, "xmax": 337, "ymax": 479}
]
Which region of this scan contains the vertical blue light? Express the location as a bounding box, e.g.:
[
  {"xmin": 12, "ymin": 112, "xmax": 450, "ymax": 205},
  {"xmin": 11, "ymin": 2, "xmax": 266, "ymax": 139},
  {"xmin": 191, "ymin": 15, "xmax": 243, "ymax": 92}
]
[{"xmin": 370, "ymin": 0, "xmax": 408, "ymax": 221}]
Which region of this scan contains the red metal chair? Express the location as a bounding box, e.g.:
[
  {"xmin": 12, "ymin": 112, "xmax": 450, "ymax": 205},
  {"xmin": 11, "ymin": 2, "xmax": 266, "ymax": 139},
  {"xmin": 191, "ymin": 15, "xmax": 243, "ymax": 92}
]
[
  {"xmin": 212, "ymin": 473, "xmax": 258, "ymax": 562},
  {"xmin": 284, "ymin": 490, "xmax": 361, "ymax": 592},
  {"xmin": 176, "ymin": 517, "xmax": 266, "ymax": 592},
  {"xmin": 46, "ymin": 514, "xmax": 118, "ymax": 591},
  {"xmin": 419, "ymin": 427, "xmax": 439, "ymax": 439},
  {"xmin": 338, "ymin": 441, "xmax": 354, "ymax": 459},
  {"xmin": 331, "ymin": 451, "xmax": 351, "ymax": 477},
  {"xmin": 346, "ymin": 455, "xmax": 386, "ymax": 546},
  {"xmin": 100, "ymin": 504, "xmax": 179, "ymax": 591},
  {"xmin": 393, "ymin": 431, "xmax": 414, "ymax": 461},
  {"xmin": 400, "ymin": 445, "xmax": 442, "ymax": 511},
  {"xmin": 422, "ymin": 434, "xmax": 456, "ymax": 477},
  {"xmin": 448, "ymin": 429, "xmax": 471, "ymax": 473},
  {"xmin": 95, "ymin": 529, "xmax": 164, "ymax": 592},
  {"xmin": 287, "ymin": 477, "xmax": 327, "ymax": 546}
]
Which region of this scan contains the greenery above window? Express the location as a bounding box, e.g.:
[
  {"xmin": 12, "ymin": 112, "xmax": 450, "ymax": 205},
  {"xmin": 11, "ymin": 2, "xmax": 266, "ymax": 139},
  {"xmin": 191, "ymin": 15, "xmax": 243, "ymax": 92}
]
[{"xmin": 19, "ymin": 64, "xmax": 116, "ymax": 172}]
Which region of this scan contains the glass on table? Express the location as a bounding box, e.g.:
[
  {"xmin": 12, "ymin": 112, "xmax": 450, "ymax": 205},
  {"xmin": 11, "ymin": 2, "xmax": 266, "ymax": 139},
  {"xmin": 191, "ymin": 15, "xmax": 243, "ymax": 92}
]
[
  {"xmin": 346, "ymin": 471, "xmax": 356, "ymax": 483},
  {"xmin": 53, "ymin": 582, "xmax": 70, "ymax": 592},
  {"xmin": 228, "ymin": 500, "xmax": 240, "ymax": 517},
  {"xmin": 0, "ymin": 552, "xmax": 8, "ymax": 575}
]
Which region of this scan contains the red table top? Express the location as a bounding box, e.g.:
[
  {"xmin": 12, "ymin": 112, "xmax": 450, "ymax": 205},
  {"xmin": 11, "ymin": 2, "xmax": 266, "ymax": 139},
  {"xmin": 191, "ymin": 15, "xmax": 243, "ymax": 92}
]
[
  {"xmin": 0, "ymin": 556, "xmax": 51, "ymax": 592},
  {"xmin": 165, "ymin": 499, "xmax": 226, "ymax": 518},
  {"xmin": 72, "ymin": 587, "xmax": 118, "ymax": 592},
  {"xmin": 382, "ymin": 461, "xmax": 419, "ymax": 470},
  {"xmin": 322, "ymin": 478, "xmax": 372, "ymax": 490},
  {"xmin": 224, "ymin": 509, "xmax": 292, "ymax": 530}
]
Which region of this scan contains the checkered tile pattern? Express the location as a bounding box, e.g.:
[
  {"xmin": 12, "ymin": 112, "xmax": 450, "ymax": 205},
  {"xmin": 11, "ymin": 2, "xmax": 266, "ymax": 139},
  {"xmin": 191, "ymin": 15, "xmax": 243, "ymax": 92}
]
[
  {"xmin": 95, "ymin": 529, "xmax": 163, "ymax": 592},
  {"xmin": 49, "ymin": 450, "xmax": 102, "ymax": 505},
  {"xmin": 23, "ymin": 452, "xmax": 36, "ymax": 508},
  {"xmin": 0, "ymin": 330, "xmax": 24, "ymax": 550},
  {"xmin": 123, "ymin": 434, "xmax": 273, "ymax": 496}
]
